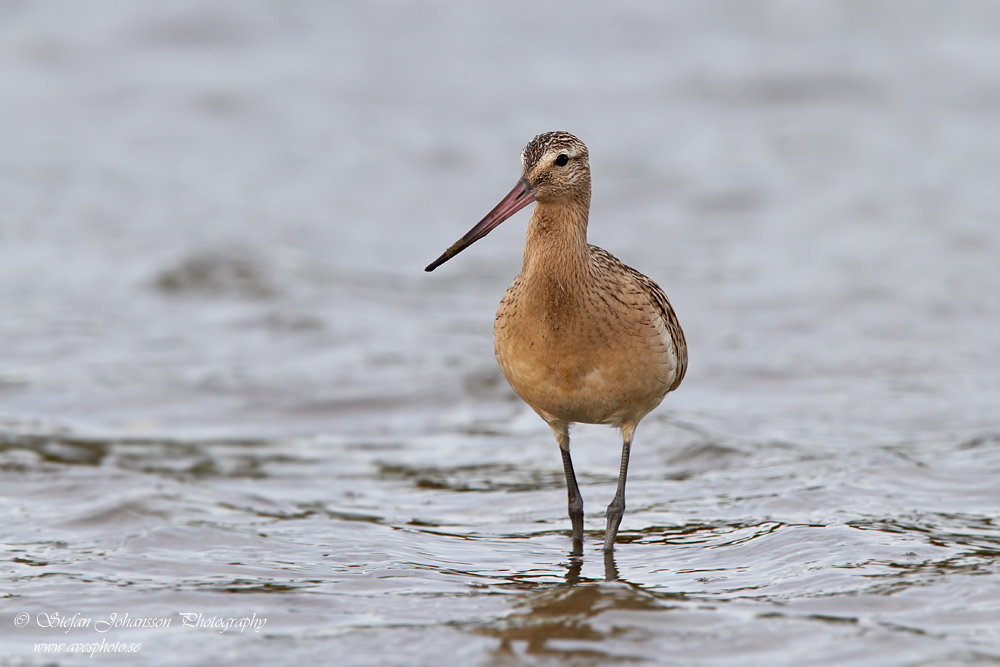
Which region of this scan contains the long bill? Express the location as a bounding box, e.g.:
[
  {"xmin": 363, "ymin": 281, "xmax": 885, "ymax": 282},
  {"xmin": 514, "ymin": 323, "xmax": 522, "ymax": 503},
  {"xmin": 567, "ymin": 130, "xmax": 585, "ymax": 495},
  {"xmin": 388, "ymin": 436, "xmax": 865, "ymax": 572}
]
[{"xmin": 425, "ymin": 178, "xmax": 535, "ymax": 272}]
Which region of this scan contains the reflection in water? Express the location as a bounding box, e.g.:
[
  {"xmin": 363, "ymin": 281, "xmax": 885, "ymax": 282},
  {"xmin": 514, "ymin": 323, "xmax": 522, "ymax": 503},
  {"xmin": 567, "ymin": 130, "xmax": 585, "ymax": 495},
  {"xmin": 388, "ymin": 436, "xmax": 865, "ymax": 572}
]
[
  {"xmin": 565, "ymin": 535, "xmax": 623, "ymax": 583},
  {"xmin": 478, "ymin": 548, "xmax": 679, "ymax": 662},
  {"xmin": 603, "ymin": 550, "xmax": 619, "ymax": 583}
]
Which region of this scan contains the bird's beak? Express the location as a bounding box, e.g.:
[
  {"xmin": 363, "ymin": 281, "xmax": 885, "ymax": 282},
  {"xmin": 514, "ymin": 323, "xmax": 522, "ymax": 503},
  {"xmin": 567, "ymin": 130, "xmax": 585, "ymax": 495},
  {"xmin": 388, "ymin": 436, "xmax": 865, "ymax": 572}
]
[{"xmin": 425, "ymin": 178, "xmax": 535, "ymax": 272}]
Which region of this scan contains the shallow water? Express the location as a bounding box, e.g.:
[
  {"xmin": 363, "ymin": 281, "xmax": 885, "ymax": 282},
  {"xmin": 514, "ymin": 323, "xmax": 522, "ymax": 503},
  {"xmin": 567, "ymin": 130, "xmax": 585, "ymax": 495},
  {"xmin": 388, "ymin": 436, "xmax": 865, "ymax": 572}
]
[{"xmin": 2, "ymin": 2, "xmax": 1000, "ymax": 665}]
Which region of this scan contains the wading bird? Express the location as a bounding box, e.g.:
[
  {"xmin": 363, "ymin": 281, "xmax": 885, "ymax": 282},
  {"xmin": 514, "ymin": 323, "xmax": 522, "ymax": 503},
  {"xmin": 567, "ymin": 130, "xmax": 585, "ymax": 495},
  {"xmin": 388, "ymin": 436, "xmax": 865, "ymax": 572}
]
[{"xmin": 425, "ymin": 132, "xmax": 686, "ymax": 551}]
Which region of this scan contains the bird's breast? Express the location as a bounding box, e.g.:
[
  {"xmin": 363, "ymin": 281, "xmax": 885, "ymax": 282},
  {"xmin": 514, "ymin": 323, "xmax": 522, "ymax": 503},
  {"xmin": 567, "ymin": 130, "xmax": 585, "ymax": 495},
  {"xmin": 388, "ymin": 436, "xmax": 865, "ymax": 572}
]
[{"xmin": 493, "ymin": 272, "xmax": 676, "ymax": 427}]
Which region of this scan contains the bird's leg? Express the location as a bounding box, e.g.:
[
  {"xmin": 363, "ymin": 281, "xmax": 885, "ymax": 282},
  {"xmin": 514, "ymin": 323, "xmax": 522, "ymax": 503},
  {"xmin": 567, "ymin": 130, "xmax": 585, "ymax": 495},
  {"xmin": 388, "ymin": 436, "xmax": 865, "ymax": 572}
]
[
  {"xmin": 561, "ymin": 447, "xmax": 585, "ymax": 546},
  {"xmin": 604, "ymin": 423, "xmax": 635, "ymax": 552},
  {"xmin": 550, "ymin": 422, "xmax": 584, "ymax": 546}
]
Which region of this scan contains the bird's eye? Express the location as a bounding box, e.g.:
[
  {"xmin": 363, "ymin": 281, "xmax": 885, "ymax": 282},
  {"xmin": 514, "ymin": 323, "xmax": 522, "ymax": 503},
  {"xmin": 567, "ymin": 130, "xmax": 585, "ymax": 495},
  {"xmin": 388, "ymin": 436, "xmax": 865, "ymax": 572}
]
[{"xmin": 554, "ymin": 154, "xmax": 569, "ymax": 167}]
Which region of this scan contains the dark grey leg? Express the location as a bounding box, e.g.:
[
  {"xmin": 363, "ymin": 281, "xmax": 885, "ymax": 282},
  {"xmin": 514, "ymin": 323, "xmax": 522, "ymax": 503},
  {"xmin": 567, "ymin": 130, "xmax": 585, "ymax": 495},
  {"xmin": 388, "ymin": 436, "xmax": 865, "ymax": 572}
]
[
  {"xmin": 560, "ymin": 446, "xmax": 585, "ymax": 544},
  {"xmin": 550, "ymin": 422, "xmax": 583, "ymax": 546},
  {"xmin": 604, "ymin": 424, "xmax": 635, "ymax": 552}
]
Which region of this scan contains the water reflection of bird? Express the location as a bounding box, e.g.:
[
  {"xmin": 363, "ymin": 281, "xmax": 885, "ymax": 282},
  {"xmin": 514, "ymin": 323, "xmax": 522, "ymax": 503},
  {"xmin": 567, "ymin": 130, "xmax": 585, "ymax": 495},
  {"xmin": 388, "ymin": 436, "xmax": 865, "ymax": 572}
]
[{"xmin": 426, "ymin": 131, "xmax": 686, "ymax": 551}]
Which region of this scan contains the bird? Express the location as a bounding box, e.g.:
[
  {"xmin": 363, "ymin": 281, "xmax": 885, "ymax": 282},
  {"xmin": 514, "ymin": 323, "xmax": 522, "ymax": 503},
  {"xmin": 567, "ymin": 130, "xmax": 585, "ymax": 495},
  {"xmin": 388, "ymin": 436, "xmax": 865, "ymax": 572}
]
[{"xmin": 425, "ymin": 131, "xmax": 686, "ymax": 552}]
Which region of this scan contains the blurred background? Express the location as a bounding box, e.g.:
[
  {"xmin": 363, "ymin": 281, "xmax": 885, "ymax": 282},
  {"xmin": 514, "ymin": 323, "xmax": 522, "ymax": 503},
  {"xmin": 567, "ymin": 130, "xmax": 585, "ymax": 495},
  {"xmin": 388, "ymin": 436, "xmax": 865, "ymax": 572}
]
[
  {"xmin": 2, "ymin": 1, "xmax": 999, "ymax": 442},
  {"xmin": 2, "ymin": 2, "xmax": 999, "ymax": 664}
]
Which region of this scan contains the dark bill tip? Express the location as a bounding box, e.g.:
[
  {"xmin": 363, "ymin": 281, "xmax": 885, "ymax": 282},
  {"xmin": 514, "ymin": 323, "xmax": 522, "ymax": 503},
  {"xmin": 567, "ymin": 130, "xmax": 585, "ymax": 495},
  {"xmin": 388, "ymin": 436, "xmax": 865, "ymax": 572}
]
[{"xmin": 423, "ymin": 178, "xmax": 534, "ymax": 273}]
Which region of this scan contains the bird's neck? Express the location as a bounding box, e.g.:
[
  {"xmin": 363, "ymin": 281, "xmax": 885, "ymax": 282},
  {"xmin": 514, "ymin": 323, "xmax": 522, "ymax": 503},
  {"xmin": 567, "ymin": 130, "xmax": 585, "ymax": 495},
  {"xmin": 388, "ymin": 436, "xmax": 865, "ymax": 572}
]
[{"xmin": 521, "ymin": 197, "xmax": 592, "ymax": 285}]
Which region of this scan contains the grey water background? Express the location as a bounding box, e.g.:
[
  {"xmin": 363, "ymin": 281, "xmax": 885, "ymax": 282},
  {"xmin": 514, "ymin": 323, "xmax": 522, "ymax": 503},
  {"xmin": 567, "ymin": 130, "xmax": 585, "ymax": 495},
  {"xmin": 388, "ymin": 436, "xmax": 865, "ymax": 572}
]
[{"xmin": 2, "ymin": 1, "xmax": 999, "ymax": 664}]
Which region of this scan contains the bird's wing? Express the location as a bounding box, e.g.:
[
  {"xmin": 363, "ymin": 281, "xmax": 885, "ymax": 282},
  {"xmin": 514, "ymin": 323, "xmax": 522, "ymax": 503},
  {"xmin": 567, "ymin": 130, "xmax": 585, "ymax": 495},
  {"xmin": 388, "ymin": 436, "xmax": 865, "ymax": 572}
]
[{"xmin": 589, "ymin": 245, "xmax": 687, "ymax": 392}]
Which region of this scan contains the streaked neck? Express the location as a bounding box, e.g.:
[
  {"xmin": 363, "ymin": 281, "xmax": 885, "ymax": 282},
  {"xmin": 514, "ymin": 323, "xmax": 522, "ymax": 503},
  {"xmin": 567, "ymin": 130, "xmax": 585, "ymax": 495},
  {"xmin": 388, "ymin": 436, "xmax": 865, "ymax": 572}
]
[{"xmin": 521, "ymin": 196, "xmax": 591, "ymax": 282}]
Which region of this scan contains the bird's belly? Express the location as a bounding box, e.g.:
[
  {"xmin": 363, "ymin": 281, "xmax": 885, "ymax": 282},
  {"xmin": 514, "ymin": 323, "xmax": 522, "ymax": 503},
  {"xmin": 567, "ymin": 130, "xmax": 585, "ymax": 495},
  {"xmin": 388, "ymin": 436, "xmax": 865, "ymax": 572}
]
[{"xmin": 493, "ymin": 307, "xmax": 673, "ymax": 427}]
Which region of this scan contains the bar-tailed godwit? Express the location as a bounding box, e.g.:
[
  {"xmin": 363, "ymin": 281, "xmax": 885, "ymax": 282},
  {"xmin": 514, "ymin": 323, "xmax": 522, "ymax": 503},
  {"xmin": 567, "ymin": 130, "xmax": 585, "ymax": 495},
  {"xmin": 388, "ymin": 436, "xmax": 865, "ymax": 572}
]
[{"xmin": 426, "ymin": 131, "xmax": 686, "ymax": 551}]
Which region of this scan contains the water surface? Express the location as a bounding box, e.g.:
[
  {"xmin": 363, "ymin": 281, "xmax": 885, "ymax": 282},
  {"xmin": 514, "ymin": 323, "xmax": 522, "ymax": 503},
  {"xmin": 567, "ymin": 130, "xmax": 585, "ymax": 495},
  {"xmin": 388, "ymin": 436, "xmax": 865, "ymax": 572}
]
[{"xmin": 2, "ymin": 2, "xmax": 999, "ymax": 665}]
